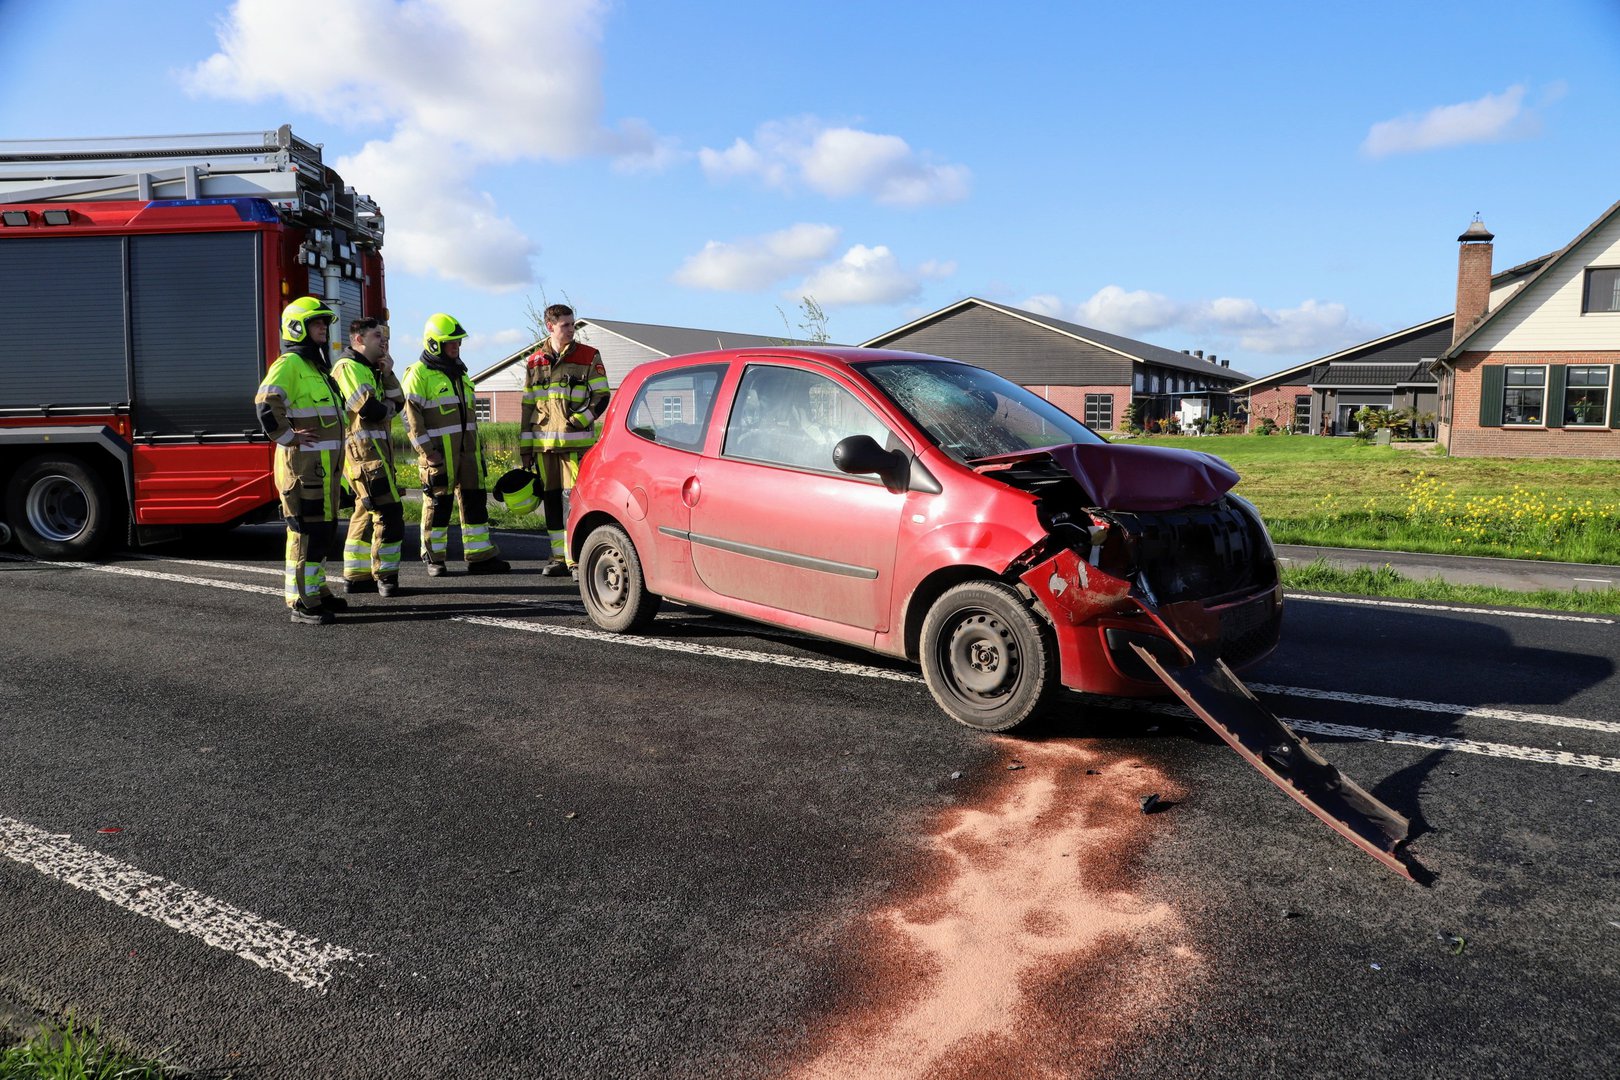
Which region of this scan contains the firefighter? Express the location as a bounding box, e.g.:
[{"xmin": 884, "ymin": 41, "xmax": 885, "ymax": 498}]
[
  {"xmin": 255, "ymin": 296, "xmax": 349, "ymax": 624},
  {"xmin": 519, "ymin": 304, "xmax": 609, "ymax": 575},
  {"xmin": 333, "ymin": 317, "xmax": 406, "ymax": 596},
  {"xmin": 401, "ymin": 313, "xmax": 510, "ymax": 576}
]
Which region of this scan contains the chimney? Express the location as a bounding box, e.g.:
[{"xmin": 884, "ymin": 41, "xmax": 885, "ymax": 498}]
[
  {"xmin": 1194, "ymin": 349, "xmax": 1204, "ymax": 360},
  {"xmin": 1453, "ymin": 214, "xmax": 1494, "ymax": 347}
]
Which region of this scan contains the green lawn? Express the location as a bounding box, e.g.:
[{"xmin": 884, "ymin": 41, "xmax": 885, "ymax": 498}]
[{"xmin": 1125, "ymin": 434, "xmax": 1620, "ymax": 565}]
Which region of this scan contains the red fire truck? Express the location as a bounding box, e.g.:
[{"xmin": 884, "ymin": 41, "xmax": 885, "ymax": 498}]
[{"xmin": 0, "ymin": 125, "xmax": 386, "ymax": 558}]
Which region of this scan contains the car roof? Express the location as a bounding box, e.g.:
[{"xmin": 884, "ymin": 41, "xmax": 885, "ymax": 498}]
[{"xmin": 624, "ymin": 345, "xmax": 955, "ymax": 382}]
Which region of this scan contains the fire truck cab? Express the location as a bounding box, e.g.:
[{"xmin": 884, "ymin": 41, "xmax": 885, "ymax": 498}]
[{"xmin": 0, "ymin": 125, "xmax": 386, "ymax": 558}]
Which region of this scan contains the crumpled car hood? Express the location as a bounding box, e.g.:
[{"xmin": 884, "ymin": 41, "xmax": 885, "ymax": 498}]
[{"xmin": 979, "ymin": 442, "xmax": 1240, "ymax": 510}]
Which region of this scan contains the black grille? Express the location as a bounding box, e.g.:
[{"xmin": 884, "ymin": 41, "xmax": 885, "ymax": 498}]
[
  {"xmin": 1217, "ymin": 592, "xmax": 1282, "ymax": 669},
  {"xmin": 1111, "ymin": 498, "xmax": 1270, "ymax": 604}
]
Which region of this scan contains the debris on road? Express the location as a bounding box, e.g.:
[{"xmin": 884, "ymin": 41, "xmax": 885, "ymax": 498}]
[
  {"xmin": 1437, "ymin": 932, "xmax": 1467, "ymax": 955},
  {"xmin": 1140, "ymin": 793, "xmax": 1162, "ymax": 814},
  {"xmin": 563, "ymin": 812, "xmax": 577, "ymax": 820},
  {"xmin": 950, "ymin": 771, "xmax": 963, "ymax": 780},
  {"xmin": 1006, "ymin": 763, "xmax": 1025, "ymax": 771}
]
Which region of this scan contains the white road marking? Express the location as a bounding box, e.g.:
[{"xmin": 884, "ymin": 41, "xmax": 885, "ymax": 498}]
[
  {"xmin": 0, "ymin": 816, "xmax": 362, "ymax": 991},
  {"xmin": 1247, "ymin": 683, "xmax": 1620, "ymax": 736},
  {"xmin": 1084, "ymin": 697, "xmax": 1620, "ymax": 773},
  {"xmin": 456, "ymin": 614, "xmax": 921, "ymax": 682},
  {"xmin": 128, "ymin": 553, "xmax": 281, "ymax": 577},
  {"xmin": 11, "ymin": 553, "xmax": 1620, "ymax": 769},
  {"xmin": 1284, "ymin": 592, "xmax": 1615, "ymax": 625},
  {"xmin": 0, "ymin": 554, "xmax": 279, "ymax": 595},
  {"xmin": 1281, "ymin": 719, "xmax": 1620, "ymax": 772}
]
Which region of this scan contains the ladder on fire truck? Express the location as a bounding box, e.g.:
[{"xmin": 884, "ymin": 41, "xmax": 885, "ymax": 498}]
[{"xmin": 0, "ymin": 124, "xmax": 383, "ymax": 244}]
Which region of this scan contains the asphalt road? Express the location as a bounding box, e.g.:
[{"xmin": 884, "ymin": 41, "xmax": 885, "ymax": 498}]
[{"xmin": 1, "ymin": 527, "xmax": 1617, "ymax": 1078}]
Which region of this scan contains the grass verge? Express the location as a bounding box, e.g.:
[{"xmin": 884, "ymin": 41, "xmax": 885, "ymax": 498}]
[
  {"xmin": 1281, "ymin": 559, "xmax": 1620, "ymax": 615},
  {"xmin": 0, "ymin": 1018, "xmax": 181, "ymax": 1079}
]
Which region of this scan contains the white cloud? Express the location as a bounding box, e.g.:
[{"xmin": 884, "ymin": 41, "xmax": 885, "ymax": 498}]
[
  {"xmin": 1020, "ymin": 286, "xmax": 1378, "ymax": 357},
  {"xmin": 796, "ymin": 245, "xmax": 924, "ymax": 306},
  {"xmin": 699, "ymin": 118, "xmax": 970, "ymax": 206},
  {"xmin": 183, "ymin": 0, "xmax": 666, "ymax": 290},
  {"xmin": 1361, "ymin": 85, "xmax": 1536, "ymax": 158},
  {"xmin": 673, "ymin": 224, "xmax": 842, "ymax": 291},
  {"xmin": 467, "ymin": 327, "xmax": 532, "ymax": 355}
]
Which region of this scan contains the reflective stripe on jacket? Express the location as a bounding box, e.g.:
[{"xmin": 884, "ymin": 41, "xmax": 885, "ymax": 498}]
[
  {"xmin": 256, "ymin": 350, "xmax": 345, "ymax": 509},
  {"xmin": 332, "ymin": 352, "xmax": 401, "ymax": 475},
  {"xmin": 401, "ymin": 358, "xmax": 486, "ymax": 489},
  {"xmin": 520, "ymin": 342, "xmax": 609, "ymax": 450}
]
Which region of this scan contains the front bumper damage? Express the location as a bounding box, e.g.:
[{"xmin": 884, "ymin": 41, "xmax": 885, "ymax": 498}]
[{"xmin": 1019, "ymin": 545, "xmax": 1418, "ymax": 881}]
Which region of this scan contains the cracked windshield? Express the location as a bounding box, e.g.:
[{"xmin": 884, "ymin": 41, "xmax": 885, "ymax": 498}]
[{"xmin": 859, "ymin": 359, "xmax": 1105, "ymax": 462}]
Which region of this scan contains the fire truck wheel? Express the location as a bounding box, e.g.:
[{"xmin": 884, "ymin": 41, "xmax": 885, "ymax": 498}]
[
  {"xmin": 921, "ymin": 580, "xmax": 1058, "ymax": 731},
  {"xmin": 578, "ymin": 523, "xmax": 663, "ymax": 632},
  {"xmin": 4, "ymin": 455, "xmax": 118, "ymax": 560}
]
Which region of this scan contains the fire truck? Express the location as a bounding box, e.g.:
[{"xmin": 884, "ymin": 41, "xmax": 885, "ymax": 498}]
[{"xmin": 0, "ymin": 125, "xmax": 386, "ymax": 558}]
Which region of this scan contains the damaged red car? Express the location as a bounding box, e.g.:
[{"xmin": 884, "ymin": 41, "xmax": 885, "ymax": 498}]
[{"xmin": 567, "ymin": 347, "xmax": 1282, "ymax": 731}]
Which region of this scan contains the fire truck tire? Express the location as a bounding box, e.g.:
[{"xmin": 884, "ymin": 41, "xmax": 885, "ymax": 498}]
[
  {"xmin": 577, "ymin": 523, "xmax": 662, "ymax": 632},
  {"xmin": 4, "ymin": 454, "xmax": 118, "ymax": 560},
  {"xmin": 921, "ymin": 580, "xmax": 1059, "ymax": 732}
]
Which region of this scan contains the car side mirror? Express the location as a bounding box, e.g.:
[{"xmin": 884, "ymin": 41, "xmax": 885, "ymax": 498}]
[{"xmin": 834, "ymin": 434, "xmax": 906, "ymax": 484}]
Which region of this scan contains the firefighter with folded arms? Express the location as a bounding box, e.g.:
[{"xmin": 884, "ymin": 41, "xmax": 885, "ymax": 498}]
[
  {"xmin": 333, "ymin": 316, "xmax": 406, "ymax": 596},
  {"xmin": 401, "ymin": 313, "xmax": 510, "ymax": 576},
  {"xmin": 255, "ymin": 296, "xmax": 350, "ymax": 625},
  {"xmin": 519, "ymin": 304, "xmax": 609, "ymax": 575}
]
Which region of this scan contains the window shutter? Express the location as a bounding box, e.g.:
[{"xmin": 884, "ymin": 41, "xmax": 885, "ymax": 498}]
[
  {"xmin": 1545, "ymin": 365, "xmax": 1566, "ymax": 429},
  {"xmin": 1477, "ymin": 365, "xmax": 1504, "ymax": 427},
  {"xmin": 1611, "ymin": 365, "xmax": 1620, "ymax": 428}
]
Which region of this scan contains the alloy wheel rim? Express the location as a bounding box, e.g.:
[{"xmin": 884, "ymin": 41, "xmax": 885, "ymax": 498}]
[{"xmin": 25, "ymin": 476, "xmax": 89, "ymax": 543}]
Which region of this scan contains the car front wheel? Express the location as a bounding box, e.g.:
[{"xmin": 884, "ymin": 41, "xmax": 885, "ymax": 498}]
[
  {"xmin": 577, "ymin": 523, "xmax": 662, "ymax": 632},
  {"xmin": 920, "ymin": 580, "xmax": 1057, "ymax": 731}
]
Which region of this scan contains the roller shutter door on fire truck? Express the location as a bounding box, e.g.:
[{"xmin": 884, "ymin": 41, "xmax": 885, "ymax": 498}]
[
  {"xmin": 129, "ymin": 232, "xmax": 263, "ymax": 438},
  {"xmin": 0, "ymin": 232, "xmax": 263, "ymax": 437},
  {"xmin": 0, "ymin": 236, "xmax": 127, "ymax": 409}
]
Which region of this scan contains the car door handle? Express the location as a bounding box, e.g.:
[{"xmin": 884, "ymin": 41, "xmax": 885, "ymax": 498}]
[{"xmin": 681, "ymin": 475, "xmax": 700, "ymax": 507}]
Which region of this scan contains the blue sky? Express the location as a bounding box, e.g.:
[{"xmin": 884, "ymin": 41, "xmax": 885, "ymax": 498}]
[{"xmin": 4, "ymin": 0, "xmax": 1619, "ymax": 379}]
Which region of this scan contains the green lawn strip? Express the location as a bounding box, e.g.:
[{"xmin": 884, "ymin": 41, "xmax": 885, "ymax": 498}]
[
  {"xmin": 0, "ymin": 1017, "xmax": 181, "ymax": 1079},
  {"xmin": 1125, "ymin": 434, "xmax": 1620, "ymax": 565},
  {"xmin": 1281, "ymin": 559, "xmax": 1620, "ymax": 615}
]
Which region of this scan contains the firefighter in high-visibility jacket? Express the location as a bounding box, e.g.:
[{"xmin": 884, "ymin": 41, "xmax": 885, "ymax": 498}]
[
  {"xmin": 519, "ymin": 304, "xmax": 609, "ymax": 575},
  {"xmin": 401, "ymin": 313, "xmax": 510, "ymax": 576},
  {"xmin": 255, "ymin": 296, "xmax": 349, "ymax": 625},
  {"xmin": 333, "ymin": 316, "xmax": 406, "ymax": 596}
]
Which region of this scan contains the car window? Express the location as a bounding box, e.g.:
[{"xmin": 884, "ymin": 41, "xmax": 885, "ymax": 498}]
[
  {"xmin": 857, "ymin": 359, "xmax": 1106, "ymax": 461},
  {"xmin": 626, "ymin": 364, "xmax": 727, "ymax": 451},
  {"xmin": 722, "ymin": 364, "xmax": 893, "ymax": 472}
]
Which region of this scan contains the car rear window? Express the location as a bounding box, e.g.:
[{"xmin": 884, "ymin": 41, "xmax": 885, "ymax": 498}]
[{"xmin": 626, "ymin": 364, "xmax": 727, "ymax": 451}]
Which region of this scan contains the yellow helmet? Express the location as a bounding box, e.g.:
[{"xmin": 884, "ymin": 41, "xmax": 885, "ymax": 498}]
[
  {"xmin": 281, "ymin": 296, "xmax": 338, "ymax": 343},
  {"xmin": 423, "ymin": 312, "xmax": 469, "ymax": 356}
]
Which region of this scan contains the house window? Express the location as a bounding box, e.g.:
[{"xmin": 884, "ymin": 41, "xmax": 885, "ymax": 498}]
[
  {"xmin": 661, "ymin": 396, "xmax": 684, "ymax": 423},
  {"xmin": 1584, "ymin": 268, "xmax": 1620, "ymax": 313},
  {"xmin": 1084, "ymin": 394, "xmax": 1114, "ymax": 429},
  {"xmin": 1293, "ymin": 394, "xmax": 1311, "ymax": 431},
  {"xmin": 1564, "ymin": 366, "xmax": 1611, "ymax": 427},
  {"xmin": 1502, "ymin": 366, "xmax": 1546, "ymax": 426},
  {"xmin": 474, "ymin": 396, "xmax": 492, "ymax": 423}
]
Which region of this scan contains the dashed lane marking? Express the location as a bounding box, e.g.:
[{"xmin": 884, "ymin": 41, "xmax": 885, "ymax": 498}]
[
  {"xmin": 1284, "ymin": 592, "xmax": 1614, "ymax": 624},
  {"xmin": 10, "ymin": 553, "xmax": 1618, "ymax": 768},
  {"xmin": 0, "ymin": 815, "xmax": 364, "ymax": 991},
  {"xmin": 1086, "ymin": 697, "xmax": 1620, "ymax": 773},
  {"xmin": 1245, "ymin": 683, "xmax": 1620, "ymax": 736}
]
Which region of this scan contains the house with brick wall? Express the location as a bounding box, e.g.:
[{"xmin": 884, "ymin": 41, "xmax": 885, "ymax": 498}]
[
  {"xmin": 1434, "ymin": 201, "xmax": 1620, "ymax": 459},
  {"xmin": 1233, "ymin": 253, "xmax": 1550, "ymax": 435},
  {"xmin": 861, "ymin": 297, "xmax": 1250, "ymax": 432}
]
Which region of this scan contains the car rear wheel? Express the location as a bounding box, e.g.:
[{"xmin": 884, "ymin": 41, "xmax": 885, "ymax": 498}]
[
  {"xmin": 4, "ymin": 454, "xmax": 119, "ymax": 560},
  {"xmin": 920, "ymin": 580, "xmax": 1057, "ymax": 731},
  {"xmin": 578, "ymin": 523, "xmax": 662, "ymax": 632}
]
